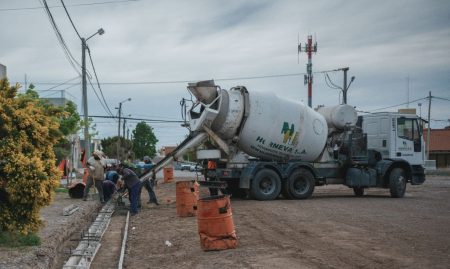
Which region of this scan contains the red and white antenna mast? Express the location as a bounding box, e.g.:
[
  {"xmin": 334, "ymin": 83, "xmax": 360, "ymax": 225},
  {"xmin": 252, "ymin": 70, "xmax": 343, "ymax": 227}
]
[{"xmin": 298, "ymin": 34, "xmax": 317, "ymax": 107}]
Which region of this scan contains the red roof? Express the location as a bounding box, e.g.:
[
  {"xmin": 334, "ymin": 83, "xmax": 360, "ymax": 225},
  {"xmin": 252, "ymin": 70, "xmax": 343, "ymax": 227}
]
[{"xmin": 423, "ymin": 129, "xmax": 450, "ymax": 152}]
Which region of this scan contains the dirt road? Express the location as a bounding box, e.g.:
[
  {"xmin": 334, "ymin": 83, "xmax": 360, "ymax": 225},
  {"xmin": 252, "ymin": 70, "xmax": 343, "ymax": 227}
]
[{"xmin": 120, "ymin": 175, "xmax": 450, "ymax": 269}]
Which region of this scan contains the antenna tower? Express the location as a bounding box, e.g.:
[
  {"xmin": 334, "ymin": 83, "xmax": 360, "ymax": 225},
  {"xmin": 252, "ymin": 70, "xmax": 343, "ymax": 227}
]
[{"xmin": 298, "ymin": 34, "xmax": 317, "ymax": 107}]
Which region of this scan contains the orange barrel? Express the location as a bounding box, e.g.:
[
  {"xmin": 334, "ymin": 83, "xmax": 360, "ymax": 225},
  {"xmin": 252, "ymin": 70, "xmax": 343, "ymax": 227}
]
[
  {"xmin": 176, "ymin": 181, "xmax": 199, "ymax": 217},
  {"xmin": 163, "ymin": 167, "xmax": 174, "ymax": 183},
  {"xmin": 197, "ymin": 195, "xmax": 237, "ymax": 251}
]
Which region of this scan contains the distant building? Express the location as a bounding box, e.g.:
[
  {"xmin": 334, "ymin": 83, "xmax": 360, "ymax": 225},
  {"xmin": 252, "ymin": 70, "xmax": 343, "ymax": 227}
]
[
  {"xmin": 0, "ymin": 63, "xmax": 6, "ymax": 80},
  {"xmin": 159, "ymin": 146, "xmax": 177, "ymax": 157},
  {"xmin": 41, "ymin": 97, "xmax": 70, "ymax": 107},
  {"xmin": 423, "ymin": 128, "xmax": 450, "ymax": 168}
]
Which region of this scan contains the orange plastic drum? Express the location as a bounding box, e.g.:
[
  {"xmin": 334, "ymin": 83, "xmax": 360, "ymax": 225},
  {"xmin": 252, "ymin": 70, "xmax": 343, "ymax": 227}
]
[
  {"xmin": 176, "ymin": 181, "xmax": 199, "ymax": 217},
  {"xmin": 197, "ymin": 195, "xmax": 237, "ymax": 251},
  {"xmin": 163, "ymin": 167, "xmax": 174, "ymax": 183}
]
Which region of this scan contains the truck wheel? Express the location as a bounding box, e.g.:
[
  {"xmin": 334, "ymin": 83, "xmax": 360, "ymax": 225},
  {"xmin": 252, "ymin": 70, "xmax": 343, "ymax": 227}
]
[
  {"xmin": 287, "ymin": 169, "xmax": 315, "ymax": 199},
  {"xmin": 389, "ymin": 168, "xmax": 406, "ymax": 198},
  {"xmin": 353, "ymin": 187, "xmax": 364, "ymax": 197},
  {"xmin": 250, "ymin": 169, "xmax": 281, "ymax": 200}
]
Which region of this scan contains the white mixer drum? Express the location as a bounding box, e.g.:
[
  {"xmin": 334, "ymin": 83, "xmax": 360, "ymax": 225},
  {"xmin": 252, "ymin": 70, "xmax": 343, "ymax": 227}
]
[{"xmin": 238, "ymin": 91, "xmax": 328, "ymax": 162}]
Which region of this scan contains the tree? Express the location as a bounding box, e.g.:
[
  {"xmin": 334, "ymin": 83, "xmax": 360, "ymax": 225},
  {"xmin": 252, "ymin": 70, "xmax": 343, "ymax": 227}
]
[
  {"xmin": 132, "ymin": 122, "xmax": 158, "ymax": 160},
  {"xmin": 18, "ymin": 86, "xmax": 81, "ymax": 162},
  {"xmin": 0, "ymin": 79, "xmax": 62, "ymax": 234},
  {"xmin": 101, "ymin": 136, "xmax": 134, "ymax": 160}
]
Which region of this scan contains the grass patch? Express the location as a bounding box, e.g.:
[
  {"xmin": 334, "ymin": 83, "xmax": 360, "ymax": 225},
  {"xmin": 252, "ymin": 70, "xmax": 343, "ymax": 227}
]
[
  {"xmin": 0, "ymin": 231, "xmax": 41, "ymax": 247},
  {"xmin": 54, "ymin": 187, "xmax": 68, "ymax": 193}
]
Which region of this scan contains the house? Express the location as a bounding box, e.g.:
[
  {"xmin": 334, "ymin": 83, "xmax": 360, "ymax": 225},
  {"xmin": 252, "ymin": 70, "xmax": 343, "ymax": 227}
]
[
  {"xmin": 423, "ymin": 128, "xmax": 450, "ymax": 168},
  {"xmin": 0, "ymin": 63, "xmax": 6, "ymax": 80}
]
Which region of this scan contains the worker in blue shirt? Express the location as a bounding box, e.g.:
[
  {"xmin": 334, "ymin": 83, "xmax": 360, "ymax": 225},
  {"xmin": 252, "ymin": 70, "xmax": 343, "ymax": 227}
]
[{"xmin": 139, "ymin": 156, "xmax": 159, "ymax": 205}]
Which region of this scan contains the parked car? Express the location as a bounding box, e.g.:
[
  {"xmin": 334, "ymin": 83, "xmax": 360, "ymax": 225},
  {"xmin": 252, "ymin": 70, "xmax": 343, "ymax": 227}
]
[
  {"xmin": 180, "ymin": 164, "xmax": 192, "ymax": 171},
  {"xmin": 190, "ymin": 164, "xmax": 203, "ymax": 172}
]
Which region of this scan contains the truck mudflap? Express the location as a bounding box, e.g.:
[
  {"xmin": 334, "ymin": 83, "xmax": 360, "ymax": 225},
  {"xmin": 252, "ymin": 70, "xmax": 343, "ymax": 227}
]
[{"xmin": 411, "ymin": 165, "xmax": 426, "ymax": 185}]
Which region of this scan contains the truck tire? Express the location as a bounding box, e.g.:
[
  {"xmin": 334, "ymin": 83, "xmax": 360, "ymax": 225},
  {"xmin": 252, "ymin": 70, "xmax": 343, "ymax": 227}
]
[
  {"xmin": 287, "ymin": 169, "xmax": 315, "ymax": 199},
  {"xmin": 389, "ymin": 167, "xmax": 406, "ymax": 198},
  {"xmin": 250, "ymin": 169, "xmax": 281, "ymax": 201},
  {"xmin": 353, "ymin": 187, "xmax": 364, "ymax": 197}
]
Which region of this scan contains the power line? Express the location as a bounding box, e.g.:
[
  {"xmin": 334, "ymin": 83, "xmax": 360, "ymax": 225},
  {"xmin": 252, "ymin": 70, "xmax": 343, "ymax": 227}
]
[
  {"xmin": 37, "ymin": 76, "xmax": 80, "ymax": 93},
  {"xmin": 60, "ymin": 0, "xmax": 81, "ymax": 40},
  {"xmin": 31, "ymin": 69, "xmax": 341, "ymax": 85},
  {"xmin": 85, "ymin": 115, "xmax": 184, "ymax": 123},
  {"xmin": 87, "ymin": 77, "xmax": 115, "ymax": 118},
  {"xmin": 324, "ymin": 72, "xmax": 341, "ymax": 90},
  {"xmin": 86, "ymin": 46, "xmax": 114, "ymax": 117},
  {"xmin": 40, "ymin": 83, "xmax": 79, "ymax": 98},
  {"xmin": 433, "ymin": 96, "xmax": 450, "ymax": 102},
  {"xmin": 368, "ymin": 97, "xmax": 429, "ymax": 112},
  {"xmin": 0, "ymin": 0, "xmax": 139, "ymax": 11},
  {"xmin": 40, "ymin": 0, "xmax": 81, "ymax": 76}
]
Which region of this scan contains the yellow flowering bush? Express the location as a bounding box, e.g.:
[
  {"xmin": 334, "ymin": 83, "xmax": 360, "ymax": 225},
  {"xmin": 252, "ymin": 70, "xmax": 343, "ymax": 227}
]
[{"xmin": 0, "ymin": 79, "xmax": 61, "ymax": 234}]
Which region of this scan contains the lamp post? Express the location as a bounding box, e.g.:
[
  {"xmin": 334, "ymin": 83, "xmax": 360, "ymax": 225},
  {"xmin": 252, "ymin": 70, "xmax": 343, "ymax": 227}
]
[
  {"xmin": 116, "ymin": 98, "xmax": 131, "ymax": 160},
  {"xmin": 82, "ymin": 28, "xmax": 104, "ymax": 159}
]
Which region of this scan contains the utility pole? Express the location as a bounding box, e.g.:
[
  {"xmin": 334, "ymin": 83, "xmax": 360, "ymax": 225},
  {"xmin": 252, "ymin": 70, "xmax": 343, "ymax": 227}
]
[
  {"xmin": 117, "ymin": 102, "xmax": 122, "ymax": 160},
  {"xmin": 127, "ymin": 128, "xmax": 130, "ymax": 140},
  {"xmin": 81, "ymin": 37, "xmax": 90, "ymax": 159},
  {"xmin": 298, "ymin": 34, "xmax": 317, "ymax": 107},
  {"xmin": 24, "ymin": 74, "xmax": 27, "ymax": 92},
  {"xmin": 81, "ymin": 28, "xmax": 105, "ymax": 160},
  {"xmin": 427, "ymin": 91, "xmax": 431, "ymax": 160},
  {"xmin": 342, "ymin": 67, "xmax": 349, "ymax": 104},
  {"xmin": 123, "ymin": 118, "xmax": 126, "ymax": 138}
]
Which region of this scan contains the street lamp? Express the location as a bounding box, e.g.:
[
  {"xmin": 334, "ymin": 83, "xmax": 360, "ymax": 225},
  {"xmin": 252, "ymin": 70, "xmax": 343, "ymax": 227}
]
[
  {"xmin": 116, "ymin": 98, "xmax": 131, "ymax": 160},
  {"xmin": 82, "ymin": 28, "xmax": 105, "ymax": 159}
]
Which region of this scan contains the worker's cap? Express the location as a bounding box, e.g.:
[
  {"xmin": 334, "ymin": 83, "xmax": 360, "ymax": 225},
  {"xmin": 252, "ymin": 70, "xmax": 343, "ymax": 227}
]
[
  {"xmin": 93, "ymin": 150, "xmax": 105, "ymax": 158},
  {"xmin": 143, "ymin": 156, "xmax": 151, "ymax": 162}
]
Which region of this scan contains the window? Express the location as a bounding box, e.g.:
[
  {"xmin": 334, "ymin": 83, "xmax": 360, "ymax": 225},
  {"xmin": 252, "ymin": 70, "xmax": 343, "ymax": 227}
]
[{"xmin": 397, "ymin": 117, "xmax": 414, "ymax": 140}]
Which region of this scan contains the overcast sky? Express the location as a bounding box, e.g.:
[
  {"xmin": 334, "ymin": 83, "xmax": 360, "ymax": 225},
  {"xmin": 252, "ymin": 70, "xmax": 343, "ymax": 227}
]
[{"xmin": 1, "ymin": 0, "xmax": 449, "ymax": 150}]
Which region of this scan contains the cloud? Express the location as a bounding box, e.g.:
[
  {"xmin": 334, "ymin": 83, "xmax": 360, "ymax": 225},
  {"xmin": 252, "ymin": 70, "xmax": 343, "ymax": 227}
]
[{"xmin": 1, "ymin": 0, "xmax": 449, "ymax": 148}]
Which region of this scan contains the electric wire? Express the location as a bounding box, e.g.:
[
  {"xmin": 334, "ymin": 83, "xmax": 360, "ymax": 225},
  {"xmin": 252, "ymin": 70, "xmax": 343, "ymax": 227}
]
[
  {"xmin": 31, "ymin": 69, "xmax": 341, "ymax": 85},
  {"xmin": 324, "ymin": 72, "xmax": 341, "ymax": 90},
  {"xmin": 37, "ymin": 76, "xmax": 80, "ymax": 93},
  {"xmin": 40, "ymin": 82, "xmax": 80, "ymax": 98},
  {"xmin": 87, "ymin": 77, "xmax": 115, "ymax": 118},
  {"xmin": 60, "ymin": 0, "xmax": 81, "ymax": 40},
  {"xmin": 85, "ymin": 115, "xmax": 184, "ymax": 123},
  {"xmin": 40, "ymin": 0, "xmax": 81, "ymax": 76},
  {"xmin": 368, "ymin": 97, "xmax": 429, "ymax": 112},
  {"xmin": 0, "ymin": 0, "xmax": 139, "ymax": 11},
  {"xmin": 433, "ymin": 96, "xmax": 450, "ymax": 102},
  {"xmin": 86, "ymin": 46, "xmax": 114, "ymax": 117}
]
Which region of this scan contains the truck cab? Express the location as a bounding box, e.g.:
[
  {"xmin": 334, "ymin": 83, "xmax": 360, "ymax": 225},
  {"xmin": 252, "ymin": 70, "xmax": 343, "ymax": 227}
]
[{"xmin": 362, "ymin": 112, "xmax": 425, "ymax": 166}]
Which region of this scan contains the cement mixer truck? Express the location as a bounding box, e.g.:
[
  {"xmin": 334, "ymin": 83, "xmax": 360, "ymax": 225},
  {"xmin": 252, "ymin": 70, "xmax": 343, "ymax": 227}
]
[{"xmin": 142, "ymin": 80, "xmax": 426, "ymax": 200}]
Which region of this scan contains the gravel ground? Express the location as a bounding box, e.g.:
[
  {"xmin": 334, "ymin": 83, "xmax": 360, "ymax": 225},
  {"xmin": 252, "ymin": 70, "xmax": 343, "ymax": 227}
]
[
  {"xmin": 123, "ymin": 175, "xmax": 450, "ymax": 269},
  {"xmin": 1, "ymin": 171, "xmax": 448, "ymax": 269},
  {"xmin": 0, "ymin": 192, "xmax": 100, "ymax": 269}
]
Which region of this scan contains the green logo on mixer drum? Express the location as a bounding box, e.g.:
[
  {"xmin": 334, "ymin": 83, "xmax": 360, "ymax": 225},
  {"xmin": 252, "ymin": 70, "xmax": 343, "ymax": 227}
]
[{"xmin": 281, "ymin": 122, "xmax": 299, "ymax": 145}]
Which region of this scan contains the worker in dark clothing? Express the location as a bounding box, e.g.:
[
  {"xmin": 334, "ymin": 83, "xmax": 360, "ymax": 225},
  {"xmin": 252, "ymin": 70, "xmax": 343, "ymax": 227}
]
[
  {"xmin": 102, "ymin": 180, "xmax": 116, "ymax": 202},
  {"xmin": 117, "ymin": 165, "xmax": 141, "ymax": 216},
  {"xmin": 139, "ymin": 156, "xmax": 159, "ymax": 205}
]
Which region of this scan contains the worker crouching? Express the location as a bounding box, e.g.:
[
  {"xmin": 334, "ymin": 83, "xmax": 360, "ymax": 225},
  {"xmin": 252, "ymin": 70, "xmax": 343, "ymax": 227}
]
[{"xmin": 117, "ymin": 164, "xmax": 141, "ymax": 216}]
